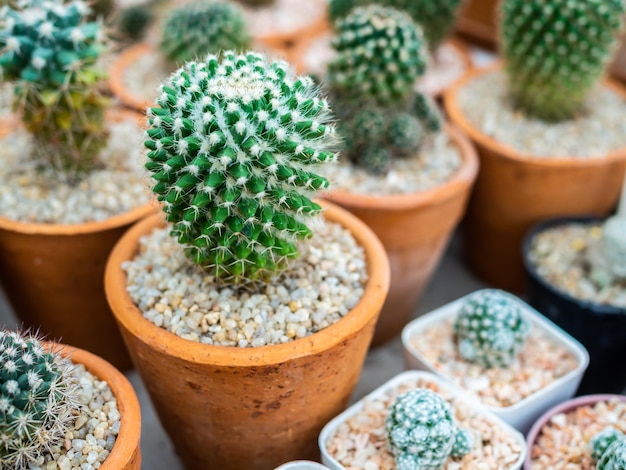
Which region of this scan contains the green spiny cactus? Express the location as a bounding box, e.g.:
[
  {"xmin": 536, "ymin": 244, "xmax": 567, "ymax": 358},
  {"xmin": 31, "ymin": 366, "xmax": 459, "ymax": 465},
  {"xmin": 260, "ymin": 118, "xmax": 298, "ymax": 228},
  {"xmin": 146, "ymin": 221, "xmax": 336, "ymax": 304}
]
[
  {"xmin": 0, "ymin": 330, "xmax": 78, "ymax": 469},
  {"xmin": 328, "ymin": 0, "xmax": 464, "ymax": 51},
  {"xmin": 454, "ymin": 289, "xmax": 530, "ymax": 369},
  {"xmin": 386, "ymin": 388, "xmax": 473, "ymax": 470},
  {"xmin": 144, "ymin": 51, "xmax": 340, "ymax": 282},
  {"xmin": 387, "ymin": 112, "xmax": 424, "ymax": 157},
  {"xmin": 413, "ymin": 93, "xmax": 442, "ymax": 133},
  {"xmin": 116, "ymin": 4, "xmax": 154, "ymax": 42},
  {"xmin": 328, "ymin": 5, "xmax": 427, "ymax": 105},
  {"xmin": 160, "ymin": 0, "xmax": 251, "ymax": 64},
  {"xmin": 591, "ymin": 427, "xmax": 624, "ymax": 462},
  {"xmin": 501, "ymin": 0, "xmax": 626, "ymax": 122},
  {"xmin": 234, "ymin": 0, "xmax": 275, "ymax": 7},
  {"xmin": 0, "ymin": 0, "xmax": 109, "ymax": 178},
  {"xmin": 592, "ymin": 428, "xmax": 626, "ymax": 470}
]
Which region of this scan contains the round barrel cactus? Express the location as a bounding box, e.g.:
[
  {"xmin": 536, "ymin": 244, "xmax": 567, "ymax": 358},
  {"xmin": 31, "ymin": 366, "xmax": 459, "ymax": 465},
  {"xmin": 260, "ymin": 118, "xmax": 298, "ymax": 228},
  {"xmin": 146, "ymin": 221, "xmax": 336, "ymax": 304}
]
[
  {"xmin": 0, "ymin": 330, "xmax": 78, "ymax": 469},
  {"xmin": 386, "ymin": 388, "xmax": 473, "ymax": 470},
  {"xmin": 454, "ymin": 290, "xmax": 530, "ymax": 369},
  {"xmin": 160, "ymin": 0, "xmax": 251, "ymax": 64},
  {"xmin": 144, "ymin": 51, "xmax": 339, "ymax": 281},
  {"xmin": 116, "ymin": 4, "xmax": 154, "ymax": 41},
  {"xmin": 592, "ymin": 428, "xmax": 626, "ymax": 470},
  {"xmin": 592, "ymin": 427, "xmax": 624, "ymax": 462},
  {"xmin": 501, "ymin": 0, "xmax": 626, "ymax": 121}
]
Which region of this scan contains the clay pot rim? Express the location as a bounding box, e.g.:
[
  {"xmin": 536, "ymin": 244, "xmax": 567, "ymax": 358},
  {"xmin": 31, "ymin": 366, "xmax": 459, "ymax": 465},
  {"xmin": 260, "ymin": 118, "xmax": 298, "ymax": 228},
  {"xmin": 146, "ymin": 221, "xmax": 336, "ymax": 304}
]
[
  {"xmin": 46, "ymin": 342, "xmax": 141, "ymax": 470},
  {"xmin": 523, "ymin": 394, "xmax": 626, "ymax": 470},
  {"xmin": 0, "ymin": 107, "xmax": 156, "ymax": 236},
  {"xmin": 444, "ymin": 62, "xmax": 626, "ymax": 167},
  {"xmin": 105, "ymin": 199, "xmax": 390, "ymax": 367},
  {"xmin": 108, "ymin": 42, "xmax": 156, "ymax": 113},
  {"xmin": 325, "ymin": 123, "xmax": 479, "ymax": 211},
  {"xmin": 522, "ymin": 215, "xmax": 626, "ymax": 317}
]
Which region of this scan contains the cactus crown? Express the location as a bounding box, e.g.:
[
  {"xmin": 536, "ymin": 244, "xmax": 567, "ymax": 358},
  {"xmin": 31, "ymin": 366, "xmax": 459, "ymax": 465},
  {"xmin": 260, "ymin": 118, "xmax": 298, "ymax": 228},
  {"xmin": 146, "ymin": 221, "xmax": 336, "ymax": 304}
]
[
  {"xmin": 386, "ymin": 388, "xmax": 473, "ymax": 470},
  {"xmin": 160, "ymin": 0, "xmax": 251, "ymax": 64},
  {"xmin": 501, "ymin": 0, "xmax": 626, "ymax": 122},
  {"xmin": 591, "ymin": 427, "xmax": 626, "ymax": 470},
  {"xmin": 329, "ymin": 0, "xmax": 464, "ymax": 51},
  {"xmin": 0, "ymin": 330, "xmax": 78, "ymax": 469},
  {"xmin": 454, "ymin": 289, "xmax": 530, "ymax": 369},
  {"xmin": 144, "ymin": 51, "xmax": 339, "ymax": 282},
  {"xmin": 0, "ymin": 0, "xmax": 109, "ymax": 179}
]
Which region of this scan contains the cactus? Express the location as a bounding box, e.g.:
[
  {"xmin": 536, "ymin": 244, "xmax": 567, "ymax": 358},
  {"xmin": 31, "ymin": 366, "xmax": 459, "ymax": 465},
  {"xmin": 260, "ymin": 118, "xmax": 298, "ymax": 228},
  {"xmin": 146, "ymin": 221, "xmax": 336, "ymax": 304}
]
[
  {"xmin": 501, "ymin": 0, "xmax": 626, "ymax": 122},
  {"xmin": 116, "ymin": 4, "xmax": 154, "ymax": 42},
  {"xmin": 160, "ymin": 0, "xmax": 251, "ymax": 64},
  {"xmin": 386, "ymin": 388, "xmax": 473, "ymax": 470},
  {"xmin": 591, "ymin": 428, "xmax": 626, "ymax": 470},
  {"xmin": 454, "ymin": 290, "xmax": 530, "ymax": 369},
  {"xmin": 328, "ymin": 0, "xmax": 464, "ymax": 51},
  {"xmin": 591, "ymin": 427, "xmax": 624, "ymax": 462},
  {"xmin": 0, "ymin": 0, "xmax": 109, "ymax": 178},
  {"xmin": 144, "ymin": 51, "xmax": 340, "ymax": 281},
  {"xmin": 0, "ymin": 330, "xmax": 79, "ymax": 469},
  {"xmin": 234, "ymin": 0, "xmax": 275, "ymax": 6}
]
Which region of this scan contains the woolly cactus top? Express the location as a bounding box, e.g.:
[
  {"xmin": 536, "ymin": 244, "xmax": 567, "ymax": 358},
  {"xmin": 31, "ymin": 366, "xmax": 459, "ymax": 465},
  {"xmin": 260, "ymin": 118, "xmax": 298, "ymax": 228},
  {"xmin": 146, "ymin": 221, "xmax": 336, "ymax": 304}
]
[
  {"xmin": 386, "ymin": 388, "xmax": 473, "ymax": 470},
  {"xmin": 144, "ymin": 51, "xmax": 339, "ymax": 282},
  {"xmin": 501, "ymin": 0, "xmax": 626, "ymax": 121},
  {"xmin": 591, "ymin": 427, "xmax": 626, "ymax": 469},
  {"xmin": 454, "ymin": 290, "xmax": 530, "ymax": 369},
  {"xmin": 0, "ymin": 330, "xmax": 78, "ymax": 469},
  {"xmin": 160, "ymin": 0, "xmax": 251, "ymax": 64},
  {"xmin": 0, "ymin": 0, "xmax": 105, "ymax": 87},
  {"xmin": 328, "ymin": 5, "xmax": 427, "ymax": 104}
]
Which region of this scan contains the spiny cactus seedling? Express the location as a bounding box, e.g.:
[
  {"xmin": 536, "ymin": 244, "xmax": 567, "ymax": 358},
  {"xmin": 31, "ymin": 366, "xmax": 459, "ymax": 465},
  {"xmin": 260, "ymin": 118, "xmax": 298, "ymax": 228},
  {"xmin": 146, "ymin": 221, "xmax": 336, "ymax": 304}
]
[
  {"xmin": 454, "ymin": 290, "xmax": 530, "ymax": 369},
  {"xmin": 116, "ymin": 4, "xmax": 154, "ymax": 42},
  {"xmin": 0, "ymin": 330, "xmax": 78, "ymax": 469},
  {"xmin": 386, "ymin": 388, "xmax": 473, "ymax": 470},
  {"xmin": 160, "ymin": 0, "xmax": 251, "ymax": 64},
  {"xmin": 591, "ymin": 427, "xmax": 624, "ymax": 462},
  {"xmin": 144, "ymin": 51, "xmax": 339, "ymax": 282},
  {"xmin": 591, "ymin": 427, "xmax": 626, "ymax": 470},
  {"xmin": 0, "ymin": 0, "xmax": 109, "ymax": 178},
  {"xmin": 328, "ymin": 0, "xmax": 464, "ymax": 51},
  {"xmin": 501, "ymin": 0, "xmax": 626, "ymax": 122},
  {"xmin": 234, "ymin": 0, "xmax": 274, "ymax": 6}
]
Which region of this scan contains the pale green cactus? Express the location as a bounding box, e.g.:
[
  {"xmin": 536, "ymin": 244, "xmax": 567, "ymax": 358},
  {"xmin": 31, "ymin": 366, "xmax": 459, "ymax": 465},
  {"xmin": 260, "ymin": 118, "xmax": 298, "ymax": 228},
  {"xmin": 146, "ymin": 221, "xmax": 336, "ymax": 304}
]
[{"xmin": 144, "ymin": 51, "xmax": 340, "ymax": 282}]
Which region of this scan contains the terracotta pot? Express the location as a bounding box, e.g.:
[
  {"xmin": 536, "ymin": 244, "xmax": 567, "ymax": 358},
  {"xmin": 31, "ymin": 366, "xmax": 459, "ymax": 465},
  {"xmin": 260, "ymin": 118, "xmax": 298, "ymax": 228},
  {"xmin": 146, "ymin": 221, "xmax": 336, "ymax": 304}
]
[
  {"xmin": 0, "ymin": 108, "xmax": 157, "ymax": 370},
  {"xmin": 108, "ymin": 43, "xmax": 157, "ymax": 112},
  {"xmin": 104, "ymin": 200, "xmax": 390, "ymax": 470},
  {"xmin": 255, "ymin": 15, "xmax": 329, "ymax": 60},
  {"xmin": 455, "ymin": 0, "xmax": 498, "ymax": 49},
  {"xmin": 322, "ymin": 124, "xmax": 479, "ymax": 346},
  {"xmin": 53, "ymin": 343, "xmax": 142, "ymax": 470},
  {"xmin": 444, "ymin": 64, "xmax": 626, "ymax": 292}
]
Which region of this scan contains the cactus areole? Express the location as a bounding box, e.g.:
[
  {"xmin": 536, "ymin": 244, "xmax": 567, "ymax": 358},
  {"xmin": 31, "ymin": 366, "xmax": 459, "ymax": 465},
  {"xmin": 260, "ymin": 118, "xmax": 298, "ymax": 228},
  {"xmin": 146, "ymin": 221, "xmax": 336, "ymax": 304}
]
[{"xmin": 144, "ymin": 51, "xmax": 340, "ymax": 282}]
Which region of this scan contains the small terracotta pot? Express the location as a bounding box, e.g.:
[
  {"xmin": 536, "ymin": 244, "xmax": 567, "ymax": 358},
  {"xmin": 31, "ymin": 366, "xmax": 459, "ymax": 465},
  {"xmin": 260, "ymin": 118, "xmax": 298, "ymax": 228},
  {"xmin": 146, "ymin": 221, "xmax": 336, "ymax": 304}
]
[
  {"xmin": 104, "ymin": 200, "xmax": 390, "ymax": 470},
  {"xmin": 524, "ymin": 394, "xmax": 626, "ymax": 470},
  {"xmin": 444, "ymin": 64, "xmax": 626, "ymax": 292},
  {"xmin": 322, "ymin": 124, "xmax": 479, "ymax": 346},
  {"xmin": 455, "ymin": 0, "xmax": 498, "ymax": 49},
  {"xmin": 0, "ymin": 108, "xmax": 157, "ymax": 370},
  {"xmin": 53, "ymin": 343, "xmax": 142, "ymax": 470},
  {"xmin": 254, "ymin": 15, "xmax": 329, "ymax": 60}
]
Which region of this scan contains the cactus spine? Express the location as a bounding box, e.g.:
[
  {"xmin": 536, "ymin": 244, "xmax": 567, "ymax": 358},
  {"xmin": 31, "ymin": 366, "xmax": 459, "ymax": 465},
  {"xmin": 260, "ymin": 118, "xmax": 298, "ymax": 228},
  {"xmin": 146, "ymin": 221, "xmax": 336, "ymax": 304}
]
[
  {"xmin": 0, "ymin": 0, "xmax": 109, "ymax": 180},
  {"xmin": 501, "ymin": 0, "xmax": 626, "ymax": 121},
  {"xmin": 160, "ymin": 0, "xmax": 251, "ymax": 64},
  {"xmin": 144, "ymin": 51, "xmax": 339, "ymax": 281},
  {"xmin": 386, "ymin": 388, "xmax": 473, "ymax": 470},
  {"xmin": 0, "ymin": 330, "xmax": 78, "ymax": 469}
]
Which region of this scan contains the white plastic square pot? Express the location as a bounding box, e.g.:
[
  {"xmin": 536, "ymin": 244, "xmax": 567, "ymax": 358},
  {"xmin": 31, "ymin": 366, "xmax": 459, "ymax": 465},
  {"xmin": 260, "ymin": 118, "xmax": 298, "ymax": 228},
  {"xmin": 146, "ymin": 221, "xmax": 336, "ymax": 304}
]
[
  {"xmin": 401, "ymin": 289, "xmax": 589, "ymax": 433},
  {"xmin": 319, "ymin": 371, "xmax": 526, "ymax": 470}
]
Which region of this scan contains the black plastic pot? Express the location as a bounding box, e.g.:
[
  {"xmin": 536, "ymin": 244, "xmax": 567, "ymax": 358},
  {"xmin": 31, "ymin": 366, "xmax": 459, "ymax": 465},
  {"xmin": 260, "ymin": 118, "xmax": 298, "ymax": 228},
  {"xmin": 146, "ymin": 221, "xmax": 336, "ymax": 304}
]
[{"xmin": 523, "ymin": 216, "xmax": 626, "ymax": 395}]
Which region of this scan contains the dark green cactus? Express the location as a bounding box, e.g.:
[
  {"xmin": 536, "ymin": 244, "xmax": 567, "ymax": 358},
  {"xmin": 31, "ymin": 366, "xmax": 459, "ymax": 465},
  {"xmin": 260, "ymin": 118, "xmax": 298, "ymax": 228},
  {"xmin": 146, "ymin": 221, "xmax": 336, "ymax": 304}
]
[
  {"xmin": 501, "ymin": 0, "xmax": 626, "ymax": 121},
  {"xmin": 0, "ymin": 0, "xmax": 109, "ymax": 178},
  {"xmin": 454, "ymin": 289, "xmax": 530, "ymax": 369},
  {"xmin": 591, "ymin": 427, "xmax": 624, "ymax": 462},
  {"xmin": 116, "ymin": 4, "xmax": 154, "ymax": 42},
  {"xmin": 144, "ymin": 51, "xmax": 340, "ymax": 282},
  {"xmin": 591, "ymin": 427, "xmax": 626, "ymax": 470},
  {"xmin": 386, "ymin": 388, "xmax": 473, "ymax": 470},
  {"xmin": 234, "ymin": 0, "xmax": 275, "ymax": 6},
  {"xmin": 160, "ymin": 0, "xmax": 251, "ymax": 64},
  {"xmin": 0, "ymin": 330, "xmax": 78, "ymax": 469},
  {"xmin": 328, "ymin": 0, "xmax": 464, "ymax": 51}
]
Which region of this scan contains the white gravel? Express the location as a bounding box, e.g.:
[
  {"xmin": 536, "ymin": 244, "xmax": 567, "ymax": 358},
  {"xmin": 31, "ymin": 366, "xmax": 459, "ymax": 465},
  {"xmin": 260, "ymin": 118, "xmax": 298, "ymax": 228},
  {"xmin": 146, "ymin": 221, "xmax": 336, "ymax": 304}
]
[
  {"xmin": 242, "ymin": 0, "xmax": 327, "ymax": 38},
  {"xmin": 0, "ymin": 119, "xmax": 152, "ymax": 224},
  {"xmin": 123, "ymin": 217, "xmax": 368, "ymax": 346},
  {"xmin": 119, "ymin": 49, "xmax": 172, "ymax": 107},
  {"xmin": 456, "ymin": 69, "xmax": 626, "ymax": 158},
  {"xmin": 320, "ymin": 132, "xmax": 462, "ymax": 195}
]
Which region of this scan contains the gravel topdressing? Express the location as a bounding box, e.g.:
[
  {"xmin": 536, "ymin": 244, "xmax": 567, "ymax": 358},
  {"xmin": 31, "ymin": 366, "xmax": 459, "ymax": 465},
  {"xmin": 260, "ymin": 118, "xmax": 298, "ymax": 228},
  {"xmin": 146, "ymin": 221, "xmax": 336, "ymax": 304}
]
[
  {"xmin": 123, "ymin": 217, "xmax": 368, "ymax": 346},
  {"xmin": 0, "ymin": 119, "xmax": 152, "ymax": 224},
  {"xmin": 456, "ymin": 70, "xmax": 626, "ymax": 158},
  {"xmin": 243, "ymin": 0, "xmax": 326, "ymax": 38}
]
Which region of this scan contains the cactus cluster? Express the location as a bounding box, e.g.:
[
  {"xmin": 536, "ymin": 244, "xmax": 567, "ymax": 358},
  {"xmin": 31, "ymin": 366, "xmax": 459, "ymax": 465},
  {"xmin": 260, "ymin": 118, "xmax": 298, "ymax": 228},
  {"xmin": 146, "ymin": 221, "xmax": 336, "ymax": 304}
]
[
  {"xmin": 386, "ymin": 388, "xmax": 473, "ymax": 470},
  {"xmin": 501, "ymin": 0, "xmax": 626, "ymax": 122},
  {"xmin": 591, "ymin": 427, "xmax": 626, "ymax": 469},
  {"xmin": 454, "ymin": 290, "xmax": 530, "ymax": 369},
  {"xmin": 160, "ymin": 0, "xmax": 251, "ymax": 64},
  {"xmin": 0, "ymin": 0, "xmax": 109, "ymax": 178},
  {"xmin": 144, "ymin": 51, "xmax": 339, "ymax": 282},
  {"xmin": 0, "ymin": 330, "xmax": 78, "ymax": 469},
  {"xmin": 328, "ymin": 0, "xmax": 464, "ymax": 51}
]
